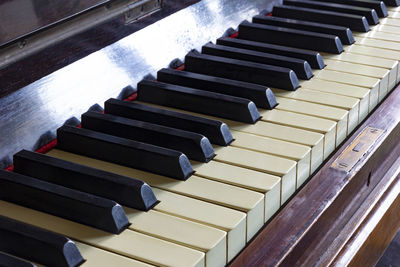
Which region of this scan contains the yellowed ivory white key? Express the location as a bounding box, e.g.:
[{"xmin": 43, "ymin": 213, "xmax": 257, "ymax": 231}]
[
  {"xmin": 323, "ymin": 59, "xmax": 391, "ymax": 101},
  {"xmin": 300, "ymin": 79, "xmax": 371, "ymax": 120},
  {"xmin": 259, "ymin": 109, "xmax": 336, "ymax": 159},
  {"xmin": 371, "ymin": 24, "xmax": 400, "ymax": 34},
  {"xmin": 345, "ymin": 44, "xmax": 400, "ymax": 85},
  {"xmin": 319, "ymin": 54, "xmax": 396, "ymax": 97},
  {"xmin": 227, "ymin": 120, "xmax": 324, "ymax": 174},
  {"xmin": 353, "ymin": 36, "xmax": 400, "ymax": 53},
  {"xmin": 229, "ymin": 130, "xmax": 311, "ymax": 189},
  {"xmin": 212, "ymin": 145, "xmax": 297, "ymax": 204},
  {"xmin": 125, "ymin": 209, "xmax": 226, "ymax": 267},
  {"xmin": 76, "ymin": 242, "xmax": 155, "ymax": 267},
  {"xmin": 0, "ymin": 201, "xmax": 205, "ymax": 267},
  {"xmin": 274, "ymin": 97, "xmax": 348, "ymax": 145},
  {"xmin": 191, "ymin": 160, "xmax": 281, "ymax": 221},
  {"xmin": 388, "ymin": 11, "xmax": 400, "ymax": 19},
  {"xmin": 47, "ymin": 149, "xmax": 262, "ymax": 244},
  {"xmin": 271, "ymin": 88, "xmax": 359, "ymax": 133},
  {"xmin": 381, "ymin": 17, "xmax": 400, "ymax": 27},
  {"xmin": 354, "ymin": 31, "xmax": 400, "ymax": 43},
  {"xmin": 136, "ymin": 102, "xmax": 324, "ymax": 175},
  {"xmin": 387, "ymin": 6, "xmax": 400, "ymax": 12}
]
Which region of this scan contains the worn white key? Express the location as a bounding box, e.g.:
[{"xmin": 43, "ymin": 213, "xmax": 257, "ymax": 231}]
[
  {"xmin": 258, "ymin": 109, "xmax": 336, "ymax": 159},
  {"xmin": 319, "ymin": 54, "xmax": 397, "ymax": 98},
  {"xmin": 300, "ymin": 79, "xmax": 370, "ymax": 120},
  {"xmin": 229, "ymin": 130, "xmax": 311, "ymax": 188},
  {"xmin": 191, "ymin": 160, "xmax": 281, "ymax": 222},
  {"xmin": 227, "ymin": 120, "xmax": 324, "ymax": 174},
  {"xmin": 213, "ymin": 145, "xmax": 297, "ymax": 204},
  {"xmin": 275, "ymin": 97, "xmax": 348, "ymax": 145},
  {"xmin": 371, "ymin": 23, "xmax": 400, "ymax": 34},
  {"xmin": 381, "ymin": 17, "xmax": 400, "ymax": 27},
  {"xmin": 323, "ymin": 59, "xmax": 391, "ymax": 101},
  {"xmin": 388, "ymin": 11, "xmax": 400, "ymax": 19},
  {"xmin": 354, "ymin": 31, "xmax": 400, "ymax": 43},
  {"xmin": 0, "ymin": 201, "xmax": 205, "ymax": 267},
  {"xmin": 354, "ymin": 36, "xmax": 400, "ymax": 52},
  {"xmin": 76, "ymin": 242, "xmax": 154, "ymax": 267},
  {"xmin": 126, "ymin": 209, "xmax": 226, "ymax": 267},
  {"xmin": 387, "ymin": 6, "xmax": 400, "ymax": 12},
  {"xmin": 47, "ymin": 149, "xmax": 261, "ymax": 244},
  {"xmin": 313, "ymin": 69, "xmax": 380, "ymax": 112},
  {"xmin": 345, "ymin": 44, "xmax": 400, "ymax": 86},
  {"xmin": 272, "ymin": 88, "xmax": 358, "ymax": 135}
]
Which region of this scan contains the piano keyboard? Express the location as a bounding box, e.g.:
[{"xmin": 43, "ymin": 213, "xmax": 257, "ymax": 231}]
[{"xmin": 2, "ymin": 1, "xmax": 400, "ymax": 267}]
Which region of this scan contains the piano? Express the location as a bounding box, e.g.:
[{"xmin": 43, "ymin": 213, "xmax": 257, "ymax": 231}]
[{"xmin": 1, "ymin": 0, "xmax": 400, "ymax": 266}]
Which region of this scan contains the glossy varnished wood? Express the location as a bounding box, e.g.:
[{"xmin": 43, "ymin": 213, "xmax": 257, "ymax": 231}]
[
  {"xmin": 230, "ymin": 84, "xmax": 400, "ymax": 266},
  {"xmin": 0, "ymin": 0, "xmax": 109, "ymax": 46}
]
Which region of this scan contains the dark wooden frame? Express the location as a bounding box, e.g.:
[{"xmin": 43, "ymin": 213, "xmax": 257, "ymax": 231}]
[{"xmin": 231, "ymin": 85, "xmax": 400, "ymax": 266}]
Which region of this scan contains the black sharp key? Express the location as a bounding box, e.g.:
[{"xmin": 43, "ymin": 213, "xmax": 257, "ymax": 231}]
[
  {"xmin": 105, "ymin": 99, "xmax": 234, "ymax": 146},
  {"xmin": 157, "ymin": 68, "xmax": 277, "ymax": 109},
  {"xmin": 312, "ymin": 0, "xmax": 388, "ymax": 17},
  {"xmin": 184, "ymin": 50, "xmax": 300, "ymax": 90},
  {"xmin": 373, "ymin": 0, "xmax": 399, "ymax": 7},
  {"xmin": 217, "ymin": 37, "xmax": 325, "ymax": 69},
  {"xmin": 201, "ymin": 42, "xmax": 313, "ymax": 80},
  {"xmin": 0, "ymin": 252, "xmax": 36, "ymax": 267},
  {"xmin": 57, "ymin": 125, "xmax": 194, "ymax": 180},
  {"xmin": 252, "ymin": 15, "xmax": 354, "ymax": 45},
  {"xmin": 13, "ymin": 150, "xmax": 158, "ymax": 211},
  {"xmin": 283, "ymin": 0, "xmax": 379, "ymax": 25},
  {"xmin": 0, "ymin": 170, "xmax": 129, "ymax": 234},
  {"xmin": 137, "ymin": 80, "xmax": 261, "ymax": 123},
  {"xmin": 0, "ymin": 215, "xmax": 83, "ymax": 267},
  {"xmin": 272, "ymin": 5, "xmax": 370, "ymax": 32},
  {"xmin": 238, "ymin": 21, "xmax": 343, "ymax": 54},
  {"xmin": 81, "ymin": 111, "xmax": 215, "ymax": 163}
]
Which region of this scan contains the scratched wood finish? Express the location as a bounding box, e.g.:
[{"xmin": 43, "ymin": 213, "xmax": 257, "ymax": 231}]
[
  {"xmin": 230, "ymin": 85, "xmax": 400, "ymax": 266},
  {"xmin": 333, "ymin": 155, "xmax": 400, "ymax": 267},
  {"xmin": 0, "ymin": 0, "xmax": 199, "ymax": 97}
]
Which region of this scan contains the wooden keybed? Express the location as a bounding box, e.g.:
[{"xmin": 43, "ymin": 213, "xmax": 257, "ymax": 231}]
[{"xmin": 1, "ymin": 0, "xmax": 400, "ymax": 266}]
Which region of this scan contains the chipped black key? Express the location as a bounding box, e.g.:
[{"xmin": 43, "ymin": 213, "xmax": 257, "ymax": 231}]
[
  {"xmin": 105, "ymin": 99, "xmax": 234, "ymax": 146},
  {"xmin": 238, "ymin": 21, "xmax": 343, "ymax": 54},
  {"xmin": 81, "ymin": 111, "xmax": 215, "ymax": 162},
  {"xmin": 314, "ymin": 0, "xmax": 388, "ymax": 17},
  {"xmin": 13, "ymin": 150, "xmax": 158, "ymax": 211},
  {"xmin": 0, "ymin": 215, "xmax": 83, "ymax": 267},
  {"xmin": 137, "ymin": 80, "xmax": 261, "ymax": 123},
  {"xmin": 283, "ymin": 0, "xmax": 379, "ymax": 25},
  {"xmin": 252, "ymin": 15, "xmax": 354, "ymax": 45},
  {"xmin": 57, "ymin": 126, "xmax": 194, "ymax": 180},
  {"xmin": 0, "ymin": 252, "xmax": 36, "ymax": 267},
  {"xmin": 184, "ymin": 50, "xmax": 300, "ymax": 90},
  {"xmin": 0, "ymin": 170, "xmax": 129, "ymax": 234},
  {"xmin": 217, "ymin": 37, "xmax": 325, "ymax": 69},
  {"xmin": 201, "ymin": 42, "xmax": 313, "ymax": 80},
  {"xmin": 157, "ymin": 68, "xmax": 277, "ymax": 109},
  {"xmin": 272, "ymin": 5, "xmax": 370, "ymax": 32}
]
